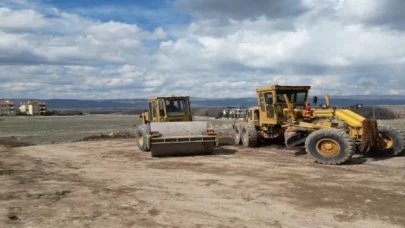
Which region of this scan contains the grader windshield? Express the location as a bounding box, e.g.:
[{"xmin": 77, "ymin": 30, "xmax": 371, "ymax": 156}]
[{"xmin": 275, "ymin": 90, "xmax": 307, "ymax": 104}]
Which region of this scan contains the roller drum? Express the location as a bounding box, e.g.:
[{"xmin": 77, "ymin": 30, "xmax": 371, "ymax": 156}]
[{"xmin": 149, "ymin": 121, "xmax": 217, "ymax": 157}]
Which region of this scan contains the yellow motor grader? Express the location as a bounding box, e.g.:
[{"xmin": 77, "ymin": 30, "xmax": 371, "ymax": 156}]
[
  {"xmin": 136, "ymin": 96, "xmax": 218, "ymax": 157},
  {"xmin": 233, "ymin": 85, "xmax": 405, "ymax": 165}
]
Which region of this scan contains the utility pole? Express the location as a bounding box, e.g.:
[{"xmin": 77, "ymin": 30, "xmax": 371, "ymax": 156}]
[{"xmin": 372, "ymin": 106, "xmax": 375, "ymax": 119}]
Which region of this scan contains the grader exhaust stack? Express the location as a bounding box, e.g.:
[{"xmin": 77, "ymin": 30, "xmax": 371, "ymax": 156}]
[{"xmin": 136, "ymin": 96, "xmax": 218, "ymax": 157}]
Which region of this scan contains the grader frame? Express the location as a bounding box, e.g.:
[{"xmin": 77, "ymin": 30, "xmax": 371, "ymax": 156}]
[{"xmin": 234, "ymin": 85, "xmax": 405, "ymax": 165}]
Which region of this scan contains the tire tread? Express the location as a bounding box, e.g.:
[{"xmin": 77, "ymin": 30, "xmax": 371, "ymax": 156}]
[
  {"xmin": 305, "ymin": 128, "xmax": 355, "ymax": 165},
  {"xmin": 136, "ymin": 124, "xmax": 150, "ymax": 151},
  {"xmin": 376, "ymin": 125, "xmax": 405, "ymax": 156},
  {"xmin": 241, "ymin": 123, "xmax": 258, "ymax": 147}
]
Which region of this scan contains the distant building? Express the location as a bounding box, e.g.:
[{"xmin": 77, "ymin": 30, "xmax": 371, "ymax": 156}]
[
  {"xmin": 19, "ymin": 101, "xmax": 47, "ymax": 115},
  {"xmin": 222, "ymin": 107, "xmax": 248, "ymax": 119},
  {"xmin": 0, "ymin": 100, "xmax": 17, "ymax": 116}
]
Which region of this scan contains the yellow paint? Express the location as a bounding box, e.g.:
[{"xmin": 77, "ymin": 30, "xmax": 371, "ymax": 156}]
[
  {"xmin": 141, "ymin": 96, "xmax": 193, "ymax": 124},
  {"xmin": 283, "ymin": 94, "xmax": 296, "ymax": 122},
  {"xmin": 137, "ymin": 133, "xmax": 144, "ymax": 145},
  {"xmin": 240, "ymin": 84, "xmax": 371, "ymax": 142},
  {"xmin": 380, "ymin": 132, "xmax": 394, "ymax": 149},
  {"xmin": 324, "ymin": 93, "xmax": 330, "ymax": 107},
  {"xmin": 334, "ymin": 109, "xmax": 365, "ymax": 128},
  {"xmin": 316, "ymin": 138, "xmax": 340, "ymax": 156}
]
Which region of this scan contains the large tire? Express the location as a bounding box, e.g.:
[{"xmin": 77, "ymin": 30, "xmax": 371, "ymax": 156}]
[
  {"xmin": 305, "ymin": 128, "xmax": 355, "ymax": 165},
  {"xmin": 241, "ymin": 123, "xmax": 258, "ymax": 147},
  {"xmin": 233, "ymin": 122, "xmax": 242, "ymax": 145},
  {"xmin": 374, "ymin": 125, "xmax": 405, "ymax": 156},
  {"xmin": 135, "ymin": 124, "xmax": 150, "ymax": 151}
]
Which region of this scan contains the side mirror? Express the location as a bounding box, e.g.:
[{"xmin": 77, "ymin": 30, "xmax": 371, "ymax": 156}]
[{"xmin": 313, "ymin": 96, "xmax": 318, "ymax": 104}]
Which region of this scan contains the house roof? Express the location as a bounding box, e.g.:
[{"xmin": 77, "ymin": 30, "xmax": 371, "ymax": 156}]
[
  {"xmin": 0, "ymin": 100, "xmax": 15, "ymax": 105},
  {"xmin": 21, "ymin": 100, "xmax": 47, "ymax": 105}
]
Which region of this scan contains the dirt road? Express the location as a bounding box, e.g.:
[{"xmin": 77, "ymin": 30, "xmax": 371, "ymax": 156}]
[{"xmin": 1, "ymin": 140, "xmax": 404, "ymax": 228}]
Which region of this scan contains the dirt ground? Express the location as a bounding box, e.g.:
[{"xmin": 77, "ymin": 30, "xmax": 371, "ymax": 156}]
[
  {"xmin": 1, "ymin": 115, "xmax": 405, "ymax": 227},
  {"xmin": 0, "ymin": 115, "xmax": 234, "ymax": 145},
  {"xmin": 0, "ymin": 115, "xmax": 139, "ymax": 145},
  {"xmin": 1, "ymin": 140, "xmax": 405, "ymax": 228}
]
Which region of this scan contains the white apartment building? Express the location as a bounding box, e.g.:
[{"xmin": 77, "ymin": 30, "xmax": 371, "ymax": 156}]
[
  {"xmin": 0, "ymin": 100, "xmax": 16, "ymax": 116},
  {"xmin": 19, "ymin": 101, "xmax": 47, "ymax": 115}
]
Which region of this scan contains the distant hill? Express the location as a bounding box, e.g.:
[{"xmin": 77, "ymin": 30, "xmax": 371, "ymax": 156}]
[{"xmin": 6, "ymin": 95, "xmax": 405, "ymax": 110}]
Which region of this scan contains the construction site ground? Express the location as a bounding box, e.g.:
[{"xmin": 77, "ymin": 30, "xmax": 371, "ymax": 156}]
[{"xmin": 1, "ymin": 115, "xmax": 405, "ymax": 227}]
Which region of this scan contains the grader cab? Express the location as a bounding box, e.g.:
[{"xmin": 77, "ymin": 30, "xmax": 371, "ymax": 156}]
[
  {"xmin": 136, "ymin": 96, "xmax": 217, "ymax": 157},
  {"xmin": 234, "ymin": 85, "xmax": 405, "ymax": 165}
]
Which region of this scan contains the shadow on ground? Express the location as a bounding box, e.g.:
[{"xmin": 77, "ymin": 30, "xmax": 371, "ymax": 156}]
[{"xmin": 293, "ymin": 148, "xmax": 400, "ymax": 165}]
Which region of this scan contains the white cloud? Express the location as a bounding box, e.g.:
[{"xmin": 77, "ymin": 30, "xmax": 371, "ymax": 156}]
[
  {"xmin": 1, "ymin": 0, "xmax": 405, "ymax": 99},
  {"xmin": 85, "ymin": 21, "xmax": 166, "ymax": 41},
  {"xmin": 154, "ymin": 0, "xmax": 405, "ymax": 97},
  {"xmin": 174, "ymin": 0, "xmax": 309, "ymax": 21},
  {"xmin": 0, "ymin": 6, "xmax": 166, "ymax": 67},
  {"xmin": 0, "ymin": 7, "xmax": 49, "ymax": 32},
  {"xmin": 338, "ymin": 0, "xmax": 405, "ymax": 30}
]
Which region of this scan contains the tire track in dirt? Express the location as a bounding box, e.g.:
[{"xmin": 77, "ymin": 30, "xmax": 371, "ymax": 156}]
[
  {"xmin": 145, "ymin": 143, "xmax": 405, "ymax": 227},
  {"xmin": 2, "ymin": 138, "xmax": 405, "ymax": 227},
  {"xmin": 0, "ymin": 146, "xmax": 168, "ymax": 227}
]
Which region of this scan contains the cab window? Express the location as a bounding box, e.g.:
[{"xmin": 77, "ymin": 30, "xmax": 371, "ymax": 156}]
[
  {"xmin": 264, "ymin": 92, "xmax": 273, "ymax": 104},
  {"xmin": 159, "ymin": 100, "xmax": 165, "ymax": 116},
  {"xmin": 165, "ymin": 99, "xmax": 186, "ymax": 116},
  {"xmin": 151, "ymin": 101, "xmax": 157, "ymax": 118}
]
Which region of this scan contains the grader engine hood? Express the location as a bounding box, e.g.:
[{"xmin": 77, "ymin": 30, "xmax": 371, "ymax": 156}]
[
  {"xmin": 333, "ymin": 109, "xmax": 364, "ymax": 128},
  {"xmin": 313, "ymin": 108, "xmax": 382, "ymax": 152}
]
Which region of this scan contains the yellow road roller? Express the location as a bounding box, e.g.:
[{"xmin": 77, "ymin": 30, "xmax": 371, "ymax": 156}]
[{"xmin": 136, "ymin": 96, "xmax": 218, "ymax": 157}]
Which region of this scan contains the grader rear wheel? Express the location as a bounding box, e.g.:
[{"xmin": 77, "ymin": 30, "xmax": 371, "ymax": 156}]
[
  {"xmin": 305, "ymin": 128, "xmax": 355, "ymax": 165},
  {"xmin": 241, "ymin": 123, "xmax": 258, "ymax": 147},
  {"xmin": 233, "ymin": 122, "xmax": 242, "ymax": 145}
]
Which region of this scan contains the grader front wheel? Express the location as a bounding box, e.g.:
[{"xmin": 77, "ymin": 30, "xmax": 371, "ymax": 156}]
[
  {"xmin": 305, "ymin": 128, "xmax": 355, "ymax": 165},
  {"xmin": 315, "ymin": 139, "xmax": 341, "ymax": 157},
  {"xmin": 375, "ymin": 125, "xmax": 405, "ymax": 156}
]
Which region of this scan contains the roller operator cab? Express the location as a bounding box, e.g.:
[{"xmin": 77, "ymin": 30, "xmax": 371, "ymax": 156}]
[
  {"xmin": 234, "ymin": 85, "xmax": 405, "ymax": 165},
  {"xmin": 140, "ymin": 96, "xmax": 193, "ymax": 124},
  {"xmin": 136, "ymin": 96, "xmax": 218, "ymax": 157}
]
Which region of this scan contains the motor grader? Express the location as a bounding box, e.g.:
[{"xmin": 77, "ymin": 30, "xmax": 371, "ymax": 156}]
[
  {"xmin": 233, "ymin": 85, "xmax": 405, "ymax": 165},
  {"xmin": 136, "ymin": 96, "xmax": 218, "ymax": 157}
]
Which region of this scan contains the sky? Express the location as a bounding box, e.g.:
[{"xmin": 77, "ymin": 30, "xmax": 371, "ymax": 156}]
[{"xmin": 0, "ymin": 0, "xmax": 404, "ymax": 99}]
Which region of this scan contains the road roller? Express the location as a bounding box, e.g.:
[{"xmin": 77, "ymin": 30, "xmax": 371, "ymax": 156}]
[{"xmin": 136, "ymin": 96, "xmax": 218, "ymax": 157}]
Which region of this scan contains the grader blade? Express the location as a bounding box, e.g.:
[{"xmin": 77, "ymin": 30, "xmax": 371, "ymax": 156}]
[{"xmin": 149, "ymin": 121, "xmax": 217, "ymax": 157}]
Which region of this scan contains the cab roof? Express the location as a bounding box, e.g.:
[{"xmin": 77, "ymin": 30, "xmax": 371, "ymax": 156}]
[
  {"xmin": 256, "ymin": 85, "xmax": 311, "ymax": 92},
  {"xmin": 147, "ymin": 96, "xmax": 190, "ymax": 101}
]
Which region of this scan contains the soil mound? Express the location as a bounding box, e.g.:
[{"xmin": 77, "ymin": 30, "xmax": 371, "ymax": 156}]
[
  {"xmin": 0, "ymin": 140, "xmax": 34, "ymax": 148},
  {"xmin": 79, "ymin": 131, "xmax": 135, "ymax": 142}
]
